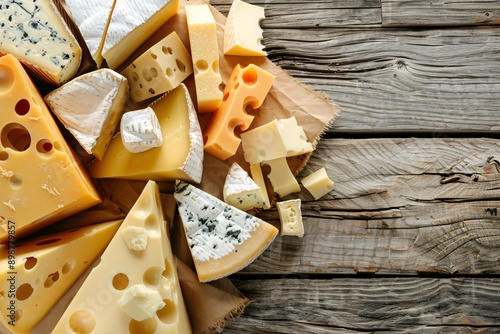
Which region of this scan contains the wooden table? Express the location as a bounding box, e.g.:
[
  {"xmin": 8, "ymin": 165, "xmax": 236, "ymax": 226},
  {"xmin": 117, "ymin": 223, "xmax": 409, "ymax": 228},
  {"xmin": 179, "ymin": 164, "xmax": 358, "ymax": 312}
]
[{"xmin": 211, "ymin": 1, "xmax": 500, "ymax": 332}]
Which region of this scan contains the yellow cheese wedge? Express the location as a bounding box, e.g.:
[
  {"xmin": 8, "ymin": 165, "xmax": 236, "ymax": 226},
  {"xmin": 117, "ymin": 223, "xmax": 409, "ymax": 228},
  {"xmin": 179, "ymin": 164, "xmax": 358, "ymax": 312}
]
[
  {"xmin": 88, "ymin": 84, "xmax": 204, "ymax": 183},
  {"xmin": 0, "ymin": 220, "xmax": 121, "ymax": 333},
  {"xmin": 0, "ymin": 54, "xmax": 101, "ymax": 242},
  {"xmin": 224, "ymin": 0, "xmax": 267, "ymax": 56},
  {"xmin": 174, "ymin": 180, "xmax": 278, "ymax": 282},
  {"xmin": 204, "ymin": 63, "xmax": 275, "ymax": 160},
  {"xmin": 185, "ymin": 4, "xmax": 223, "ymax": 112},
  {"xmin": 51, "ymin": 181, "xmax": 192, "ymax": 334}
]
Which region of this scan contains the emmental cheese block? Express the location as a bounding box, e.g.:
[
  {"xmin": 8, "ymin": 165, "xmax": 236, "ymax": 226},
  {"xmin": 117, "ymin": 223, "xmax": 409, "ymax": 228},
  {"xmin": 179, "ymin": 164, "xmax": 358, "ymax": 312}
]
[
  {"xmin": 203, "ymin": 63, "xmax": 275, "ymax": 160},
  {"xmin": 0, "ymin": 0, "xmax": 82, "ymax": 85},
  {"xmin": 223, "ymin": 162, "xmax": 269, "ymax": 211},
  {"xmin": 0, "ymin": 54, "xmax": 101, "ymax": 242},
  {"xmin": 174, "ymin": 180, "xmax": 278, "ymax": 282},
  {"xmin": 0, "ymin": 220, "xmax": 121, "ymax": 334},
  {"xmin": 185, "ymin": 4, "xmax": 223, "ymax": 113},
  {"xmin": 44, "ymin": 69, "xmax": 129, "ymax": 160},
  {"xmin": 88, "ymin": 84, "xmax": 204, "ymax": 183},
  {"xmin": 51, "ymin": 181, "xmax": 192, "ymax": 334},
  {"xmin": 121, "ymin": 31, "xmax": 193, "ymax": 103},
  {"xmin": 223, "ymin": 0, "xmax": 266, "ymax": 56}
]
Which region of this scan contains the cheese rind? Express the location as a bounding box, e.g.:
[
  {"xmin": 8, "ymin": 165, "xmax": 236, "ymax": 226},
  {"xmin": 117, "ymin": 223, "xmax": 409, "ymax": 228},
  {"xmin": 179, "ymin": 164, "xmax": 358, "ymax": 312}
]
[
  {"xmin": 120, "ymin": 107, "xmax": 163, "ymax": 153},
  {"xmin": 185, "ymin": 4, "xmax": 223, "ymax": 112},
  {"xmin": 0, "ymin": 54, "xmax": 101, "ymax": 242},
  {"xmin": 276, "ymin": 199, "xmax": 304, "ymax": 237},
  {"xmin": 0, "ymin": 220, "xmax": 121, "ymax": 333},
  {"xmin": 301, "ymin": 167, "xmax": 335, "ymax": 200},
  {"xmin": 224, "ymin": 0, "xmax": 266, "ymax": 56},
  {"xmin": 44, "ymin": 68, "xmax": 129, "ymax": 160},
  {"xmin": 88, "ymin": 84, "xmax": 203, "ymax": 183},
  {"xmin": 174, "ymin": 180, "xmax": 278, "ymax": 282},
  {"xmin": 121, "ymin": 31, "xmax": 193, "ymax": 103},
  {"xmin": 223, "ymin": 162, "xmax": 269, "ymax": 211},
  {"xmin": 0, "ymin": 0, "xmax": 82, "ymax": 85},
  {"xmin": 51, "ymin": 181, "xmax": 192, "ymax": 333},
  {"xmin": 204, "ymin": 64, "xmax": 275, "ymax": 160},
  {"xmin": 262, "ymin": 158, "xmax": 300, "ymax": 198}
]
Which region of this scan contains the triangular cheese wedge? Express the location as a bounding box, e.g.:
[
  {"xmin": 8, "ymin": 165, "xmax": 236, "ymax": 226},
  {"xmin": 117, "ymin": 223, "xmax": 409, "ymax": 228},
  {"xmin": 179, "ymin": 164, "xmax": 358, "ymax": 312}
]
[
  {"xmin": 223, "ymin": 162, "xmax": 269, "ymax": 211},
  {"xmin": 174, "ymin": 180, "xmax": 278, "ymax": 282},
  {"xmin": 44, "ymin": 69, "xmax": 129, "ymax": 160},
  {"xmin": 0, "ymin": 220, "xmax": 121, "ymax": 333},
  {"xmin": 0, "ymin": 54, "xmax": 101, "ymax": 242},
  {"xmin": 51, "ymin": 181, "xmax": 192, "ymax": 334},
  {"xmin": 88, "ymin": 84, "xmax": 204, "ymax": 183}
]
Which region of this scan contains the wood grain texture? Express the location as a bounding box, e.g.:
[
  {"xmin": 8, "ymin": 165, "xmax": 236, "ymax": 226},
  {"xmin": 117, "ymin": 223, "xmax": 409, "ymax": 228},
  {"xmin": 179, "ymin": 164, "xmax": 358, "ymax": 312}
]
[
  {"xmin": 382, "ymin": 0, "xmax": 500, "ymax": 27},
  {"xmin": 244, "ymin": 138, "xmax": 500, "ymax": 274},
  {"xmin": 224, "ymin": 277, "xmax": 500, "ymax": 333}
]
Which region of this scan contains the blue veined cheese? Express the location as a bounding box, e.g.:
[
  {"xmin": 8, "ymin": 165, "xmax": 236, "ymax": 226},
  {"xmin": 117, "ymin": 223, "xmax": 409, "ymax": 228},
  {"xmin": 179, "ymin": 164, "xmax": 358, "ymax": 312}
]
[
  {"xmin": 120, "ymin": 107, "xmax": 163, "ymax": 153},
  {"xmin": 0, "ymin": 0, "xmax": 81, "ymax": 86},
  {"xmin": 44, "ymin": 68, "xmax": 128, "ymax": 160},
  {"xmin": 223, "ymin": 162, "xmax": 269, "ymax": 211},
  {"xmin": 173, "ymin": 180, "xmax": 278, "ymax": 282}
]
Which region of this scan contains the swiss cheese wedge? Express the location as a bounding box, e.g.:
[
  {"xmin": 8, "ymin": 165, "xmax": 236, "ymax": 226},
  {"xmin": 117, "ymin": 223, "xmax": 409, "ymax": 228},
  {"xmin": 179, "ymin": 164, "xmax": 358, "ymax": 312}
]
[
  {"xmin": 174, "ymin": 180, "xmax": 278, "ymax": 282},
  {"xmin": 51, "ymin": 181, "xmax": 192, "ymax": 333}
]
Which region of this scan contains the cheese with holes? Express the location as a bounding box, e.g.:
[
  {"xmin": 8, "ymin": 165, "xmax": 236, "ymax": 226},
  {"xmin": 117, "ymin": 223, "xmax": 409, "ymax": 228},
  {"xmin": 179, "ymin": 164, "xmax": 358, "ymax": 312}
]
[
  {"xmin": 224, "ymin": 0, "xmax": 266, "ymax": 56},
  {"xmin": 223, "ymin": 162, "xmax": 268, "ymax": 211},
  {"xmin": 0, "ymin": 54, "xmax": 101, "ymax": 242},
  {"xmin": 174, "ymin": 180, "xmax": 278, "ymax": 282},
  {"xmin": 0, "ymin": 220, "xmax": 121, "ymax": 333},
  {"xmin": 44, "ymin": 68, "xmax": 128, "ymax": 160},
  {"xmin": 262, "ymin": 158, "xmax": 300, "ymax": 198},
  {"xmin": 249, "ymin": 163, "xmax": 271, "ymax": 209},
  {"xmin": 0, "ymin": 0, "xmax": 82, "ymax": 85},
  {"xmin": 51, "ymin": 181, "xmax": 192, "ymax": 334},
  {"xmin": 63, "ymin": 0, "xmax": 115, "ymax": 67},
  {"xmin": 241, "ymin": 117, "xmax": 313, "ymax": 165},
  {"xmin": 120, "ymin": 107, "xmax": 163, "ymax": 153},
  {"xmin": 277, "ymin": 199, "xmax": 303, "ymax": 237},
  {"xmin": 185, "ymin": 4, "xmax": 223, "ymax": 112},
  {"xmin": 301, "ymin": 167, "xmax": 334, "ymax": 200},
  {"xmin": 88, "ymin": 84, "xmax": 203, "ymax": 183},
  {"xmin": 121, "ymin": 31, "xmax": 193, "ymax": 103},
  {"xmin": 204, "ymin": 64, "xmax": 275, "ymax": 160}
]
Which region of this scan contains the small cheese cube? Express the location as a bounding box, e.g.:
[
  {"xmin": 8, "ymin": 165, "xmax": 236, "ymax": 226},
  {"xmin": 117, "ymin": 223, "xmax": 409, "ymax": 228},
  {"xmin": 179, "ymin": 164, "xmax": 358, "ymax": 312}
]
[
  {"xmin": 118, "ymin": 284, "xmax": 166, "ymax": 321},
  {"xmin": 277, "ymin": 199, "xmax": 304, "ymax": 237},
  {"xmin": 301, "ymin": 167, "xmax": 335, "ymax": 200},
  {"xmin": 120, "ymin": 107, "xmax": 163, "ymax": 153}
]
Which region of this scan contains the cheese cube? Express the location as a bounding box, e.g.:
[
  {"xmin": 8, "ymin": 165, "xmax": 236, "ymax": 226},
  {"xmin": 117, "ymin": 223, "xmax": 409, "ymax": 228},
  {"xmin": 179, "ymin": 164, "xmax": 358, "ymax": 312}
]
[
  {"xmin": 301, "ymin": 167, "xmax": 335, "ymax": 200},
  {"xmin": 120, "ymin": 107, "xmax": 163, "ymax": 153},
  {"xmin": 277, "ymin": 199, "xmax": 304, "ymax": 237},
  {"xmin": 224, "ymin": 0, "xmax": 267, "ymax": 56},
  {"xmin": 121, "ymin": 31, "xmax": 193, "ymax": 102},
  {"xmin": 204, "ymin": 64, "xmax": 275, "ymax": 160},
  {"xmin": 185, "ymin": 4, "xmax": 223, "ymax": 112}
]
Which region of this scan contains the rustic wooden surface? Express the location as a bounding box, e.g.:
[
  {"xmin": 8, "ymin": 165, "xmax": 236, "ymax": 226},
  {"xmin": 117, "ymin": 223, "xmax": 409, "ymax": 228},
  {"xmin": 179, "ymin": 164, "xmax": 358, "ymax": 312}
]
[{"xmin": 210, "ymin": 0, "xmax": 500, "ymax": 332}]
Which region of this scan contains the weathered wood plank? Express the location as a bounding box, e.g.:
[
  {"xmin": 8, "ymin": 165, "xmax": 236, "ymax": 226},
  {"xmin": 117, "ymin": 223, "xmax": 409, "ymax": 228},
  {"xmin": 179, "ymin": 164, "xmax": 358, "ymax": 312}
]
[
  {"xmin": 224, "ymin": 277, "xmax": 500, "ymax": 333},
  {"xmin": 382, "ymin": 0, "xmax": 500, "ymax": 27},
  {"xmin": 211, "ymin": 0, "xmax": 381, "ymax": 27},
  {"xmin": 260, "ymin": 27, "xmax": 500, "ymax": 133},
  {"xmin": 244, "ymin": 138, "xmax": 500, "ymax": 274}
]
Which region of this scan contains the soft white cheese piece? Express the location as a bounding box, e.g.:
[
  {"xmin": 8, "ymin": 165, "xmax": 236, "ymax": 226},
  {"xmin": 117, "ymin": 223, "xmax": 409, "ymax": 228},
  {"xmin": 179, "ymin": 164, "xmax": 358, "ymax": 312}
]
[
  {"xmin": 276, "ymin": 199, "xmax": 304, "ymax": 237},
  {"xmin": 120, "ymin": 107, "xmax": 163, "ymax": 153},
  {"xmin": 223, "ymin": 162, "xmax": 269, "ymax": 211},
  {"xmin": 117, "ymin": 284, "xmax": 166, "ymax": 322},
  {"xmin": 121, "ymin": 226, "xmax": 148, "ymax": 251}
]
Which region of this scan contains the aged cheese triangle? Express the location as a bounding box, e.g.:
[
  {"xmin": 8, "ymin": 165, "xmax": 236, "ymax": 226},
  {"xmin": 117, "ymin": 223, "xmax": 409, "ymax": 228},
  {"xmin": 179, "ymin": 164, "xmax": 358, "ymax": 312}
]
[
  {"xmin": 0, "ymin": 0, "xmax": 82, "ymax": 85},
  {"xmin": 51, "ymin": 181, "xmax": 192, "ymax": 333},
  {"xmin": 174, "ymin": 180, "xmax": 278, "ymax": 282},
  {"xmin": 88, "ymin": 84, "xmax": 204, "ymax": 183},
  {"xmin": 0, "ymin": 220, "xmax": 121, "ymax": 333},
  {"xmin": 223, "ymin": 162, "xmax": 269, "ymax": 211},
  {"xmin": 44, "ymin": 68, "xmax": 129, "ymax": 160}
]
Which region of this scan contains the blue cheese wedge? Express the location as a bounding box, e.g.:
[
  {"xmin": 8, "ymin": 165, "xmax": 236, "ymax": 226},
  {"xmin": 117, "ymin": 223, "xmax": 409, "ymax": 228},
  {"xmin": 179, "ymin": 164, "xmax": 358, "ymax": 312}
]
[
  {"xmin": 223, "ymin": 162, "xmax": 269, "ymax": 211},
  {"xmin": 44, "ymin": 68, "xmax": 128, "ymax": 160},
  {"xmin": 120, "ymin": 107, "xmax": 163, "ymax": 153},
  {"xmin": 174, "ymin": 180, "xmax": 278, "ymax": 282},
  {"xmin": 0, "ymin": 0, "xmax": 82, "ymax": 85}
]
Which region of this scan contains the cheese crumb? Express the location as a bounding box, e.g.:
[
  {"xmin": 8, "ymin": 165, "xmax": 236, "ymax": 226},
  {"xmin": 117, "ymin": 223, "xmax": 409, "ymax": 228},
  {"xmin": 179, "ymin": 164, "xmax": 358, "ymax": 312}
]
[
  {"xmin": 122, "ymin": 226, "xmax": 148, "ymax": 251},
  {"xmin": 118, "ymin": 284, "xmax": 165, "ymax": 321}
]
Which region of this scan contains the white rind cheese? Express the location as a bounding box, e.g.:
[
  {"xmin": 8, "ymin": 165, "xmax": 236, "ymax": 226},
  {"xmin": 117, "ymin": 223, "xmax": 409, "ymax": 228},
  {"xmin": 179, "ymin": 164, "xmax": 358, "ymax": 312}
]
[
  {"xmin": 223, "ymin": 162, "xmax": 269, "ymax": 211},
  {"xmin": 174, "ymin": 180, "xmax": 278, "ymax": 282},
  {"xmin": 120, "ymin": 107, "xmax": 163, "ymax": 153},
  {"xmin": 44, "ymin": 68, "xmax": 128, "ymax": 160},
  {"xmin": 0, "ymin": 0, "xmax": 82, "ymax": 85}
]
